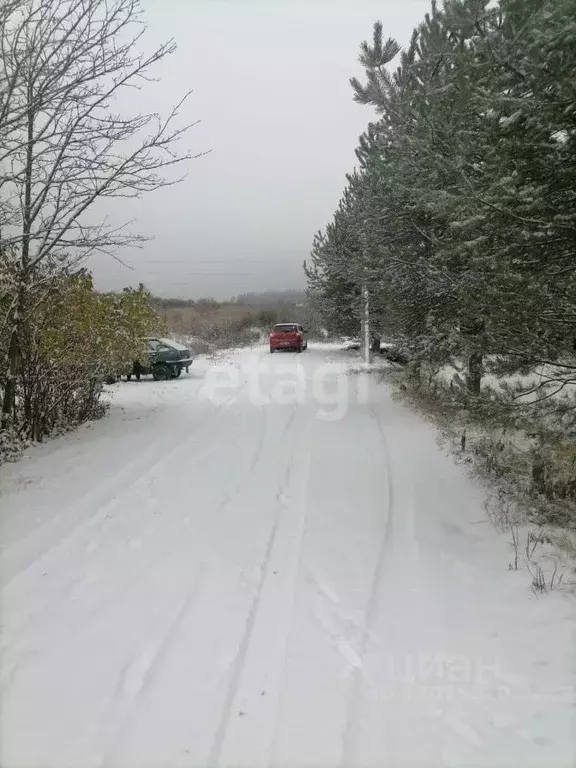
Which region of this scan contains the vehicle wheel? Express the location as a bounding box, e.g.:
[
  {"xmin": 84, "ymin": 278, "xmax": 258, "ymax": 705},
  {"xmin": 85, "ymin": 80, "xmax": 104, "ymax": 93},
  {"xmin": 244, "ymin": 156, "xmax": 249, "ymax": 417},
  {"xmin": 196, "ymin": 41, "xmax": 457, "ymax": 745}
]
[
  {"xmin": 174, "ymin": 368, "xmax": 182, "ymax": 378},
  {"xmin": 152, "ymin": 364, "xmax": 170, "ymax": 381}
]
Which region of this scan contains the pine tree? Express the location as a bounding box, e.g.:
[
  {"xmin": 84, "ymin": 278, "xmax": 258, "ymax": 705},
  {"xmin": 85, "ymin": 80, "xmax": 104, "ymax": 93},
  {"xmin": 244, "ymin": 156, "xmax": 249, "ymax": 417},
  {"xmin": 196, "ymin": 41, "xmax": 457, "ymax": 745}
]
[{"xmin": 306, "ymin": 0, "xmax": 576, "ymax": 401}]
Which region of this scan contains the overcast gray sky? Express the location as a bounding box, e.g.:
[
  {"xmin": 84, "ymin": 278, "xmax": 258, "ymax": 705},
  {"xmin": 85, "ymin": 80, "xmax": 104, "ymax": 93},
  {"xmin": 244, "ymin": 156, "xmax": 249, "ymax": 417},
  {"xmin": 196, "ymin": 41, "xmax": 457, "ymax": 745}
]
[{"xmin": 89, "ymin": 0, "xmax": 431, "ymax": 300}]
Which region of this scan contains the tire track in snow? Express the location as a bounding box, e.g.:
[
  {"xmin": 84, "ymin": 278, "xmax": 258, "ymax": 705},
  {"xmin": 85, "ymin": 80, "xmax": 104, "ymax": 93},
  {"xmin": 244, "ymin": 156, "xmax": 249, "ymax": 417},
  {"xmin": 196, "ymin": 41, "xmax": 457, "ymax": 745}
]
[
  {"xmin": 2, "ymin": 390, "xmax": 252, "ymax": 696},
  {"xmin": 11, "ymin": 382, "xmax": 227, "ymax": 534},
  {"xmin": 207, "ymin": 445, "xmax": 298, "ymax": 765},
  {"xmin": 207, "ymin": 503, "xmax": 284, "ymax": 767},
  {"xmin": 98, "ymin": 563, "xmax": 208, "ymax": 768},
  {"xmin": 1, "ymin": 394, "xmax": 236, "ymax": 588},
  {"xmin": 3, "ymin": 362, "xmax": 270, "ymax": 681},
  {"xmin": 213, "ymin": 399, "xmax": 269, "ymax": 517},
  {"xmin": 245, "ymin": 401, "xmax": 269, "ymax": 478},
  {"xmin": 211, "ymin": 365, "xmax": 305, "ymax": 521},
  {"xmin": 207, "ymin": 412, "xmax": 312, "ymax": 767},
  {"xmin": 1, "ymin": 397, "xmax": 245, "ymax": 670},
  {"xmin": 281, "ymin": 402, "xmax": 299, "ymax": 438},
  {"xmin": 265, "ymin": 437, "xmax": 320, "ymax": 768},
  {"xmin": 0, "ymin": 534, "xmax": 200, "ymax": 693},
  {"xmin": 203, "ymin": 352, "xmax": 280, "ymax": 517},
  {"xmin": 339, "ymin": 406, "xmax": 396, "ymax": 767}
]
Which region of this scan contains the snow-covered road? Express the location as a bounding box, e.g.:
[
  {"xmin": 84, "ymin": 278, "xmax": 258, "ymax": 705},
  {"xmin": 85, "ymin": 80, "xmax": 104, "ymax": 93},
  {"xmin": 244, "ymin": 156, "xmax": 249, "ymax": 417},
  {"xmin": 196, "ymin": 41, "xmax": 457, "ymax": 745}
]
[{"xmin": 1, "ymin": 344, "xmax": 574, "ymax": 767}]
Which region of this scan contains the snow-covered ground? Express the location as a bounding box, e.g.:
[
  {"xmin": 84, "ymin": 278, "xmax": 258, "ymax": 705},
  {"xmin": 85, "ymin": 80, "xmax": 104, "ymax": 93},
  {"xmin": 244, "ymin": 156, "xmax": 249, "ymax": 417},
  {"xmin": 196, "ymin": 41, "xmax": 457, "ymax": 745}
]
[
  {"xmin": 1, "ymin": 344, "xmax": 575, "ymax": 767},
  {"xmin": 435, "ymin": 360, "xmax": 576, "ymax": 404}
]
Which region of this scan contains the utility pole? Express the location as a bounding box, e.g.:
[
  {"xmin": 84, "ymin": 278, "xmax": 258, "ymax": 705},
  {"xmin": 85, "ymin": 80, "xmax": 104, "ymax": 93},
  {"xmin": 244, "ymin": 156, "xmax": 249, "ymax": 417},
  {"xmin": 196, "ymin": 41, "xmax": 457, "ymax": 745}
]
[
  {"xmin": 360, "ymin": 213, "xmax": 371, "ymax": 366},
  {"xmin": 363, "ymin": 282, "xmax": 370, "ymax": 365}
]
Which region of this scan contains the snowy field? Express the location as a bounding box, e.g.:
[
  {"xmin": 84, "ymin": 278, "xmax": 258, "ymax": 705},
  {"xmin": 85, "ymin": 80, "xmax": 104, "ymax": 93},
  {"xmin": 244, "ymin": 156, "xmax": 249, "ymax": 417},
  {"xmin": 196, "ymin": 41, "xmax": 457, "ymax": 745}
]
[{"xmin": 0, "ymin": 344, "xmax": 575, "ymax": 767}]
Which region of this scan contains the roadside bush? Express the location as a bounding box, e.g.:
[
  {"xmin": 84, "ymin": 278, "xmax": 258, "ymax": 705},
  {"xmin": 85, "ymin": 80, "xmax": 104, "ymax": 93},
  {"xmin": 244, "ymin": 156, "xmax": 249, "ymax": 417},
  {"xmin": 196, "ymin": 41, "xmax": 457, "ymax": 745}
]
[
  {"xmin": 0, "ymin": 269, "xmax": 162, "ymax": 457},
  {"xmin": 202, "ymin": 323, "xmax": 261, "ymax": 349},
  {"xmin": 390, "ymin": 365, "xmax": 576, "ymax": 533}
]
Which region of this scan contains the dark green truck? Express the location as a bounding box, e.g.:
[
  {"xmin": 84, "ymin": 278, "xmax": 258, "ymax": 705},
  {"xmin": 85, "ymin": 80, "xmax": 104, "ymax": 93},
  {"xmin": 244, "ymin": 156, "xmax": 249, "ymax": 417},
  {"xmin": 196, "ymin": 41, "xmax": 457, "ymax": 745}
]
[{"xmin": 127, "ymin": 337, "xmax": 194, "ymax": 381}]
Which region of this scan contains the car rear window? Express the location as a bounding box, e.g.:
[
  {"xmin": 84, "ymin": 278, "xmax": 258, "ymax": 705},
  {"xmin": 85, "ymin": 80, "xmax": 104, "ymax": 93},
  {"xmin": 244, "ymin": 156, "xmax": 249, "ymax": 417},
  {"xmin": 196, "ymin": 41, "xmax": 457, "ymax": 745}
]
[
  {"xmin": 158, "ymin": 337, "xmax": 188, "ymax": 351},
  {"xmin": 274, "ymin": 324, "xmax": 297, "ymax": 332}
]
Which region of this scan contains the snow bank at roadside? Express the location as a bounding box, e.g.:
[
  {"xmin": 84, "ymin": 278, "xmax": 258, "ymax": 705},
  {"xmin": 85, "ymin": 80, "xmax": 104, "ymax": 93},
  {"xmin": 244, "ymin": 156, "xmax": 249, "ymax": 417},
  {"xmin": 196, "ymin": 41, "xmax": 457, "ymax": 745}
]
[
  {"xmin": 346, "ymin": 360, "xmax": 391, "ymax": 374},
  {"xmin": 436, "ymin": 362, "xmax": 576, "ymax": 403}
]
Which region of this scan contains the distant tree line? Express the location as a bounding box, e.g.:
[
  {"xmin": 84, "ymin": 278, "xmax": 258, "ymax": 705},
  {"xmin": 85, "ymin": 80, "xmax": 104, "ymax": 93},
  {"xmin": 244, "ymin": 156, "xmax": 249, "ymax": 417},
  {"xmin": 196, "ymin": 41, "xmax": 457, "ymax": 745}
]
[
  {"xmin": 152, "ymin": 289, "xmax": 306, "ymax": 311},
  {"xmin": 234, "ymin": 290, "xmax": 306, "ymax": 308},
  {"xmin": 155, "ymin": 290, "xmax": 320, "ymax": 346}
]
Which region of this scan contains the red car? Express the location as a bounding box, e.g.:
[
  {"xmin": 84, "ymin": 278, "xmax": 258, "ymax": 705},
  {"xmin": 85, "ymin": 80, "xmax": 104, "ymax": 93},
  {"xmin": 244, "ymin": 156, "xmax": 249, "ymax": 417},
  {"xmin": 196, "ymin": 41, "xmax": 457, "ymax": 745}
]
[{"xmin": 269, "ymin": 323, "xmax": 308, "ymax": 353}]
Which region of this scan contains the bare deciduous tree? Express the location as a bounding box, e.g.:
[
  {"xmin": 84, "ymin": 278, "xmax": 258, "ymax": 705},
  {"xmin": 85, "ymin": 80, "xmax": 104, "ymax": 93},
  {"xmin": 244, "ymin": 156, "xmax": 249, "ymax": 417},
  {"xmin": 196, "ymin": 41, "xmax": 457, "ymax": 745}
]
[{"xmin": 0, "ymin": 0, "xmax": 203, "ymax": 427}]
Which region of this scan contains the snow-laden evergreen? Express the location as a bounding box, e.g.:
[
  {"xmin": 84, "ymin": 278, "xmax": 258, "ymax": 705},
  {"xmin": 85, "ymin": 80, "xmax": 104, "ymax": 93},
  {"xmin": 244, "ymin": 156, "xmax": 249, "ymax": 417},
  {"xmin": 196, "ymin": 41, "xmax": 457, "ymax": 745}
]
[{"xmin": 306, "ymin": 0, "xmax": 576, "ymax": 401}]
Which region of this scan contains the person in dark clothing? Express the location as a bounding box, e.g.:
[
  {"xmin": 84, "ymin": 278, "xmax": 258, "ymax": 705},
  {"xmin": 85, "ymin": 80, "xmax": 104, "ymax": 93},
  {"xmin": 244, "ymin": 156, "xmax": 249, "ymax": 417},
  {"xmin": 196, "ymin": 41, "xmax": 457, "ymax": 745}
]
[
  {"xmin": 370, "ymin": 332, "xmax": 381, "ymax": 354},
  {"xmin": 132, "ymin": 359, "xmax": 143, "ymax": 381}
]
